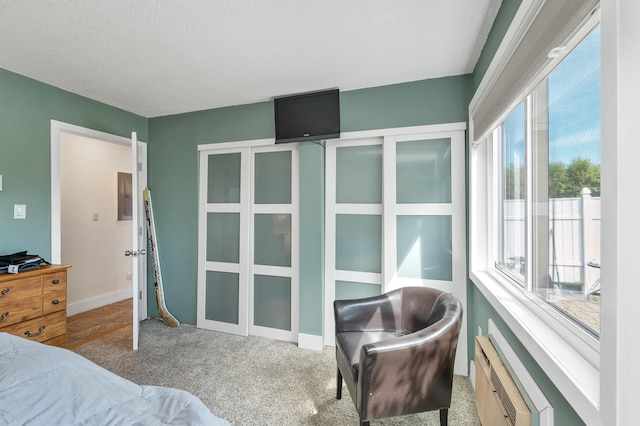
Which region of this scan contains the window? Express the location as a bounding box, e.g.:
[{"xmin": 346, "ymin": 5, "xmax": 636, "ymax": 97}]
[
  {"xmin": 493, "ymin": 25, "xmax": 601, "ymax": 337},
  {"xmin": 496, "ymin": 102, "xmax": 526, "ymax": 283}
]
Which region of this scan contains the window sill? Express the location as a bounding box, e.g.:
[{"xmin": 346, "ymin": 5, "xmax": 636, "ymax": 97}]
[{"xmin": 470, "ymin": 270, "xmax": 600, "ymax": 424}]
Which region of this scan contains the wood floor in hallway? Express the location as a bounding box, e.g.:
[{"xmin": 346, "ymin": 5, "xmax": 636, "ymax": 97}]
[{"xmin": 66, "ymin": 298, "xmax": 133, "ymax": 349}]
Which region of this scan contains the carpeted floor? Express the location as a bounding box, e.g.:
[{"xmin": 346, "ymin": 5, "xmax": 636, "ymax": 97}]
[{"xmin": 72, "ymin": 320, "xmax": 481, "ymax": 425}]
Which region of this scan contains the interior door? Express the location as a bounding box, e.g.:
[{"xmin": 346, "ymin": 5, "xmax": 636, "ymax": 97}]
[{"xmin": 128, "ymin": 132, "xmax": 143, "ymax": 350}]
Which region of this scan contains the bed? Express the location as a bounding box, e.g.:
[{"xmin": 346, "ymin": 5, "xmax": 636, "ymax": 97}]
[{"xmin": 0, "ymin": 332, "xmax": 230, "ymax": 425}]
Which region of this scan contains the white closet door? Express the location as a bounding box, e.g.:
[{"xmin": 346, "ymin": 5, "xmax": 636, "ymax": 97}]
[
  {"xmin": 197, "ymin": 142, "xmax": 298, "ymax": 342},
  {"xmin": 197, "ymin": 148, "xmax": 250, "ymax": 335},
  {"xmin": 324, "ymin": 127, "xmax": 467, "ymax": 375}
]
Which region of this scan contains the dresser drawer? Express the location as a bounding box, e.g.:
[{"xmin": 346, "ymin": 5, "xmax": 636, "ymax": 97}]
[
  {"xmin": 43, "ymin": 274, "xmax": 67, "ymax": 315},
  {"xmin": 1, "ymin": 310, "xmax": 67, "ymax": 344},
  {"xmin": 0, "ymin": 276, "xmax": 42, "ymax": 306},
  {"xmin": 0, "ymin": 295, "xmax": 43, "ymax": 327}
]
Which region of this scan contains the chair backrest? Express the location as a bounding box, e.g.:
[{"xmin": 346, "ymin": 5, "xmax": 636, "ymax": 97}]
[{"xmin": 398, "ymin": 287, "xmax": 462, "ymax": 334}]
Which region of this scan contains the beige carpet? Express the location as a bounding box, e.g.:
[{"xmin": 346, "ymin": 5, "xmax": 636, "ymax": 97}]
[{"xmin": 72, "ymin": 320, "xmax": 481, "ymax": 426}]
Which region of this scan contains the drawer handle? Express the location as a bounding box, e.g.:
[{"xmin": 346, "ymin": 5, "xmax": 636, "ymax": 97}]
[
  {"xmin": 52, "ymin": 299, "xmax": 59, "ymax": 305},
  {"xmin": 24, "ymin": 326, "xmax": 46, "ymax": 338},
  {"xmin": 52, "ymin": 279, "xmax": 60, "ymax": 285},
  {"xmin": 0, "ymin": 288, "xmax": 9, "ymax": 298},
  {"xmin": 0, "ymin": 311, "xmax": 8, "ymax": 322}
]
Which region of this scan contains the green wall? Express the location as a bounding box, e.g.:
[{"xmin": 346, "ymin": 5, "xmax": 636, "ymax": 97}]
[
  {"xmin": 147, "ymin": 75, "xmax": 471, "ymax": 330},
  {"xmin": 468, "ymin": 0, "xmax": 584, "ymax": 424},
  {"xmin": 0, "ymin": 68, "xmax": 147, "ymax": 260}
]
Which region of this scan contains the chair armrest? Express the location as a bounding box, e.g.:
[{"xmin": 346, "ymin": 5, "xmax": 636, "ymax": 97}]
[{"xmin": 334, "ymin": 292, "xmax": 403, "ymax": 333}]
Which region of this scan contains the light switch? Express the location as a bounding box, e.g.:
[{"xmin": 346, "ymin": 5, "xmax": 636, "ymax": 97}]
[
  {"xmin": 0, "ymin": 175, "xmax": 3, "ymax": 191},
  {"xmin": 14, "ymin": 204, "xmax": 26, "ymax": 219}
]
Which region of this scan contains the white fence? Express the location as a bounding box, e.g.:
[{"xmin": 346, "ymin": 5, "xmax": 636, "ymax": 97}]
[{"xmin": 504, "ymin": 188, "xmax": 601, "ymax": 294}]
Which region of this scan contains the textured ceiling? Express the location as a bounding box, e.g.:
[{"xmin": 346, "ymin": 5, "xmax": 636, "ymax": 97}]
[{"xmin": 0, "ymin": 0, "xmax": 502, "ymax": 118}]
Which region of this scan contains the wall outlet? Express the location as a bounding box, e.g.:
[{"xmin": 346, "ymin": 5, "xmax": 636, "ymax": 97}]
[
  {"xmin": 126, "ymin": 272, "xmax": 133, "ymax": 280},
  {"xmin": 92, "ymin": 212, "xmax": 99, "ymax": 222},
  {"xmin": 478, "ymin": 326, "xmax": 483, "ymax": 336}
]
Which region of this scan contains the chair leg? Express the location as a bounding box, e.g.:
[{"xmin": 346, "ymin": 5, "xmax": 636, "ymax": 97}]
[
  {"xmin": 360, "ymin": 422, "xmax": 370, "ymax": 426},
  {"xmin": 439, "ymin": 408, "xmax": 448, "ymax": 426},
  {"xmin": 336, "ymin": 368, "xmax": 343, "ymax": 400}
]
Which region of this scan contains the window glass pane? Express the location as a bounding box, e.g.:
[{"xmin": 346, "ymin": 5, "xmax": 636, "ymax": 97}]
[
  {"xmin": 205, "ymin": 271, "xmax": 239, "ymax": 324},
  {"xmin": 336, "ymin": 145, "xmax": 382, "ymax": 204},
  {"xmin": 336, "ymin": 214, "xmax": 382, "ymax": 273},
  {"xmin": 254, "ymin": 275, "xmax": 291, "ymax": 331},
  {"xmin": 254, "ymin": 151, "xmax": 292, "ymax": 204},
  {"xmin": 254, "ymin": 214, "xmax": 291, "ymax": 267},
  {"xmin": 396, "ymin": 139, "xmax": 451, "ymax": 203},
  {"xmin": 207, "ymin": 213, "xmax": 240, "ymax": 263},
  {"xmin": 397, "ymin": 215, "xmax": 452, "ymax": 281},
  {"xmin": 498, "ymin": 102, "xmax": 526, "ymax": 282},
  {"xmin": 335, "ymin": 281, "xmax": 381, "ymax": 300},
  {"xmin": 537, "ymin": 27, "xmax": 601, "ymax": 336},
  {"xmin": 208, "ymin": 153, "xmax": 241, "ymax": 203}
]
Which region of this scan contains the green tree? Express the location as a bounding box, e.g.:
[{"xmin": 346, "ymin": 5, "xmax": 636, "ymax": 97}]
[{"xmin": 548, "ymin": 158, "xmax": 600, "ymax": 198}]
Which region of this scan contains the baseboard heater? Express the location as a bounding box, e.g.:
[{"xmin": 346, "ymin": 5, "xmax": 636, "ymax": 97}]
[
  {"xmin": 474, "ymin": 319, "xmax": 553, "ymax": 426},
  {"xmin": 476, "ymin": 335, "xmax": 531, "ymax": 425}
]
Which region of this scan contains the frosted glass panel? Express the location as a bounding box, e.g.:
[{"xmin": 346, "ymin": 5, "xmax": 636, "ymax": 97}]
[
  {"xmin": 254, "ymin": 275, "xmax": 291, "ymax": 331},
  {"xmin": 208, "ymin": 153, "xmax": 241, "ymax": 203},
  {"xmin": 336, "ymin": 215, "xmax": 381, "ymax": 273},
  {"xmin": 205, "ymin": 271, "xmax": 239, "ymax": 324},
  {"xmin": 254, "ymin": 151, "xmax": 292, "ymax": 204},
  {"xmin": 396, "ymin": 138, "xmax": 451, "ymax": 203},
  {"xmin": 254, "ymin": 214, "xmax": 291, "ymax": 267},
  {"xmin": 397, "ymin": 215, "xmax": 452, "ymax": 281},
  {"xmin": 335, "ymin": 281, "xmax": 381, "ymax": 300},
  {"xmin": 336, "ymin": 145, "xmax": 382, "ymax": 203},
  {"xmin": 207, "ymin": 213, "xmax": 240, "ymax": 263}
]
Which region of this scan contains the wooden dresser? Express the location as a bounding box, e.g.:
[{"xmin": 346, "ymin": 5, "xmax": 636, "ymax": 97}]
[{"xmin": 0, "ymin": 264, "xmax": 70, "ymax": 347}]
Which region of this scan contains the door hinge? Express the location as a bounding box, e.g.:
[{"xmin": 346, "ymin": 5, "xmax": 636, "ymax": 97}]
[{"xmin": 139, "ymin": 290, "xmax": 143, "ymax": 300}]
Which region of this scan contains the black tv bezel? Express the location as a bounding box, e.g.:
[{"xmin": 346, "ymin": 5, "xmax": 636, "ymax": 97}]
[{"xmin": 274, "ymin": 88, "xmax": 340, "ymax": 144}]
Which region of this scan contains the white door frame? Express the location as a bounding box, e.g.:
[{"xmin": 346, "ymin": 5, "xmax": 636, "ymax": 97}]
[{"xmin": 50, "ymin": 120, "xmax": 148, "ymax": 323}]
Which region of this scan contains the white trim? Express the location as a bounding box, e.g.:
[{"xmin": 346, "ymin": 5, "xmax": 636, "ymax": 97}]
[
  {"xmin": 334, "ymin": 271, "xmax": 382, "ymax": 285},
  {"xmin": 298, "ymin": 333, "xmax": 324, "ymax": 351},
  {"xmin": 197, "ymin": 138, "xmax": 275, "ymax": 151},
  {"xmin": 488, "ymin": 319, "xmax": 554, "ymax": 426},
  {"xmin": 66, "ymin": 288, "xmax": 133, "ymax": 316},
  {"xmin": 339, "ymin": 122, "xmax": 466, "ymax": 140}
]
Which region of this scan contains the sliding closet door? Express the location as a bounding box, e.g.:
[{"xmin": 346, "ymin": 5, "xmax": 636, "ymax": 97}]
[
  {"xmin": 324, "ymin": 127, "xmax": 467, "ymax": 375},
  {"xmin": 197, "ymin": 148, "xmax": 250, "ymax": 335},
  {"xmin": 325, "ymin": 138, "xmax": 384, "ymax": 345},
  {"xmin": 250, "ymin": 147, "xmax": 298, "ymax": 341},
  {"xmin": 197, "ymin": 141, "xmax": 298, "ymax": 342}
]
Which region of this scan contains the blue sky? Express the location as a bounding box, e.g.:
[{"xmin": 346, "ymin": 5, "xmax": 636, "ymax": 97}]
[
  {"xmin": 548, "ymin": 26, "xmax": 601, "ymax": 165},
  {"xmin": 503, "ymin": 26, "xmax": 601, "ymax": 166}
]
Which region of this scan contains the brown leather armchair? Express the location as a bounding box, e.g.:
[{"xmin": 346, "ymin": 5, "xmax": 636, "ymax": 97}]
[{"xmin": 334, "ymin": 287, "xmax": 463, "ymax": 426}]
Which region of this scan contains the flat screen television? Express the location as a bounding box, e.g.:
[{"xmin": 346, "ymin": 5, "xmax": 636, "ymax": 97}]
[{"xmin": 274, "ymin": 89, "xmax": 340, "ymax": 143}]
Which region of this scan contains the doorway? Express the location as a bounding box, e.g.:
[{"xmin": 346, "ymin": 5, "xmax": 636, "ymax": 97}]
[{"xmin": 50, "ymin": 121, "xmax": 147, "ymax": 347}]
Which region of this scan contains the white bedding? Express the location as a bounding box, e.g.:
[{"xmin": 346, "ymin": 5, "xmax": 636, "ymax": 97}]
[{"xmin": 0, "ymin": 332, "xmax": 230, "ymax": 426}]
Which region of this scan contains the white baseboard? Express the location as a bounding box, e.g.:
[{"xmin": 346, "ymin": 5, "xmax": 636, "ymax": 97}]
[
  {"xmin": 298, "ymin": 333, "xmax": 324, "ymax": 351},
  {"xmin": 67, "ymin": 288, "xmax": 132, "ymax": 316}
]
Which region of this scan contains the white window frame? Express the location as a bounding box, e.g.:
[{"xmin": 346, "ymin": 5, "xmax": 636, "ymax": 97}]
[{"xmin": 469, "ymin": 7, "xmax": 602, "ymax": 424}]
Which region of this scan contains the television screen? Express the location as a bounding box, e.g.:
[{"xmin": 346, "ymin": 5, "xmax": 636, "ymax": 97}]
[{"xmin": 274, "ymin": 89, "xmax": 340, "ymax": 143}]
